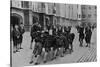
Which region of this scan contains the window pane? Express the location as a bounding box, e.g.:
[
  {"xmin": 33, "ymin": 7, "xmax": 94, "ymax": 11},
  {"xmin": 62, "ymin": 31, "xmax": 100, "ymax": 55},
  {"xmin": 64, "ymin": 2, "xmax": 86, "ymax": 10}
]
[
  {"xmin": 88, "ymin": 14, "xmax": 91, "ymax": 18},
  {"xmin": 21, "ymin": 1, "xmax": 29, "ymax": 8},
  {"xmin": 82, "ymin": 14, "xmax": 86, "ymax": 18}
]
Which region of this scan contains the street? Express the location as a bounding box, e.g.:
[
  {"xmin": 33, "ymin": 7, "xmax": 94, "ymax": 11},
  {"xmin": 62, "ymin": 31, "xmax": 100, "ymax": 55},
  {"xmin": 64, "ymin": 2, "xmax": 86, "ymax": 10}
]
[{"xmin": 12, "ymin": 28, "xmax": 97, "ymax": 67}]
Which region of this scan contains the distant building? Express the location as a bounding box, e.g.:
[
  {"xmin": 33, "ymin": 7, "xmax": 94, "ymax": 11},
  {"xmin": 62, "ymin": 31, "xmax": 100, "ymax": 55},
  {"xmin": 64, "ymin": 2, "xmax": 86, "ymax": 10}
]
[
  {"xmin": 81, "ymin": 5, "xmax": 97, "ymax": 26},
  {"xmin": 11, "ymin": 0, "xmax": 46, "ymax": 31},
  {"xmin": 11, "ymin": 0, "xmax": 96, "ymax": 31},
  {"xmin": 54, "ymin": 3, "xmax": 82, "ymax": 26},
  {"xmin": 11, "ymin": 0, "xmax": 31, "ymax": 31}
]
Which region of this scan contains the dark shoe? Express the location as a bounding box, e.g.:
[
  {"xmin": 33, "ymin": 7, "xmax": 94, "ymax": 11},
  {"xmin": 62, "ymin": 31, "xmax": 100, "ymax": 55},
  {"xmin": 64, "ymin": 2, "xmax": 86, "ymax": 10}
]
[
  {"xmin": 35, "ymin": 55, "xmax": 37, "ymax": 57},
  {"xmin": 34, "ymin": 62, "xmax": 39, "ymax": 65},
  {"xmin": 86, "ymin": 45, "xmax": 88, "ymax": 47},
  {"xmin": 20, "ymin": 47, "xmax": 23, "ymax": 49},
  {"xmin": 16, "ymin": 50, "xmax": 20, "ymax": 52},
  {"xmin": 44, "ymin": 61, "xmax": 47, "ymax": 63},
  {"xmin": 29, "ymin": 61, "xmax": 33, "ymax": 64}
]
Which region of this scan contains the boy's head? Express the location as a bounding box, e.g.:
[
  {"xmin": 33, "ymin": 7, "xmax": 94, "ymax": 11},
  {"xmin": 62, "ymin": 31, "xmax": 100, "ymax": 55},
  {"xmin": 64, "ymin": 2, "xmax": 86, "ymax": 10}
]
[{"xmin": 15, "ymin": 25, "xmax": 19, "ymax": 29}]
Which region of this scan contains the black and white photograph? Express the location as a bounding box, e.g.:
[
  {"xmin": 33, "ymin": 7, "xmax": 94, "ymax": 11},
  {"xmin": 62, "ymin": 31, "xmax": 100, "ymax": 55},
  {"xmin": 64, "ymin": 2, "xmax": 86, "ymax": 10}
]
[{"xmin": 10, "ymin": 0, "xmax": 97, "ymax": 67}]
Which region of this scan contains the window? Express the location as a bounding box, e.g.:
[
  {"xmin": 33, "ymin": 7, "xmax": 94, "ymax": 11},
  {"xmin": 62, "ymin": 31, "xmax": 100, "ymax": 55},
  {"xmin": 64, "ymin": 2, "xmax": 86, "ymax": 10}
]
[
  {"xmin": 52, "ymin": 3, "xmax": 56, "ymax": 14},
  {"xmin": 88, "ymin": 14, "xmax": 91, "ymax": 18},
  {"xmin": 21, "ymin": 1, "xmax": 24, "ymax": 8},
  {"xmin": 95, "ymin": 6, "xmax": 97, "ymax": 9},
  {"xmin": 82, "ymin": 6, "xmax": 85, "ymax": 9},
  {"xmin": 89, "ymin": 6, "xmax": 91, "ymax": 10},
  {"xmin": 41, "ymin": 3, "xmax": 45, "ymax": 8},
  {"xmin": 79, "ymin": 14, "xmax": 81, "ymax": 18},
  {"xmin": 82, "ymin": 14, "xmax": 86, "ymax": 18},
  {"xmin": 21, "ymin": 1, "xmax": 29, "ymax": 8}
]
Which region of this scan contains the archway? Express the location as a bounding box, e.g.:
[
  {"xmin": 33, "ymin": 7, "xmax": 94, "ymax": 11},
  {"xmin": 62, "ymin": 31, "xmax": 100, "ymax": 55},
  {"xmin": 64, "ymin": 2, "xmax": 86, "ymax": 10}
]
[
  {"xmin": 11, "ymin": 16, "xmax": 20, "ymax": 27},
  {"xmin": 10, "ymin": 13, "xmax": 23, "ymax": 28}
]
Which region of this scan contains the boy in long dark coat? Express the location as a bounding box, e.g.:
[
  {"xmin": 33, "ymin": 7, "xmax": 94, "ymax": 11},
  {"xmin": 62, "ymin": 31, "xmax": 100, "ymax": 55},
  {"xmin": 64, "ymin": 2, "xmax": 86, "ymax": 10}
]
[
  {"xmin": 30, "ymin": 23, "xmax": 41, "ymax": 49},
  {"xmin": 63, "ymin": 26, "xmax": 70, "ymax": 52},
  {"xmin": 18, "ymin": 23, "xmax": 25, "ymax": 49},
  {"xmin": 77, "ymin": 26, "xmax": 84, "ymax": 47},
  {"xmin": 68, "ymin": 33, "xmax": 75, "ymax": 52},
  {"xmin": 85, "ymin": 26, "xmax": 92, "ymax": 47},
  {"xmin": 13, "ymin": 25, "xmax": 20, "ymax": 53}
]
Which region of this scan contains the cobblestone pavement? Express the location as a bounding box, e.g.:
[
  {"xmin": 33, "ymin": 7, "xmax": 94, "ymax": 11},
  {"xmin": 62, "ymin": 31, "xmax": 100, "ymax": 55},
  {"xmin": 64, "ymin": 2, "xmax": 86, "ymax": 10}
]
[{"xmin": 11, "ymin": 28, "xmax": 97, "ymax": 67}]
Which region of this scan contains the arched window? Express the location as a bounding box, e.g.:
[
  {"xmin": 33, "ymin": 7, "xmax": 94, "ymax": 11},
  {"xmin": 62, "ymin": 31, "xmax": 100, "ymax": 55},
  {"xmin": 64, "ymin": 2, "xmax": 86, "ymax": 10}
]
[{"xmin": 11, "ymin": 13, "xmax": 23, "ymax": 27}]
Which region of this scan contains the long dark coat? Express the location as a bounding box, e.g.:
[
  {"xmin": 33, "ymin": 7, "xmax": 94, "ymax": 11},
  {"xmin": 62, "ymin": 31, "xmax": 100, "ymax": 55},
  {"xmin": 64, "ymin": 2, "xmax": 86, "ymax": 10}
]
[
  {"xmin": 85, "ymin": 27, "xmax": 92, "ymax": 43},
  {"xmin": 13, "ymin": 28, "xmax": 20, "ymax": 46}
]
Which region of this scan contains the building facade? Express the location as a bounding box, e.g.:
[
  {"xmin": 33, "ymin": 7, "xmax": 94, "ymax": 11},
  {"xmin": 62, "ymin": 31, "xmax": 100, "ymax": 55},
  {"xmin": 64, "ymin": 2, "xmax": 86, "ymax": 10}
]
[
  {"xmin": 81, "ymin": 5, "xmax": 97, "ymax": 26},
  {"xmin": 11, "ymin": 0, "xmax": 96, "ymax": 31},
  {"xmin": 11, "ymin": 0, "xmax": 31, "ymax": 31}
]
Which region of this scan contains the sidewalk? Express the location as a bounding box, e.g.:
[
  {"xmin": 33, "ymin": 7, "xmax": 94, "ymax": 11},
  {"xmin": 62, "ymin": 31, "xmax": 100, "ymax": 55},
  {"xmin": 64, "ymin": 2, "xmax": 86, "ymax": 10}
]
[
  {"xmin": 44, "ymin": 46, "xmax": 96, "ymax": 65},
  {"xmin": 12, "ymin": 28, "xmax": 97, "ymax": 67}
]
